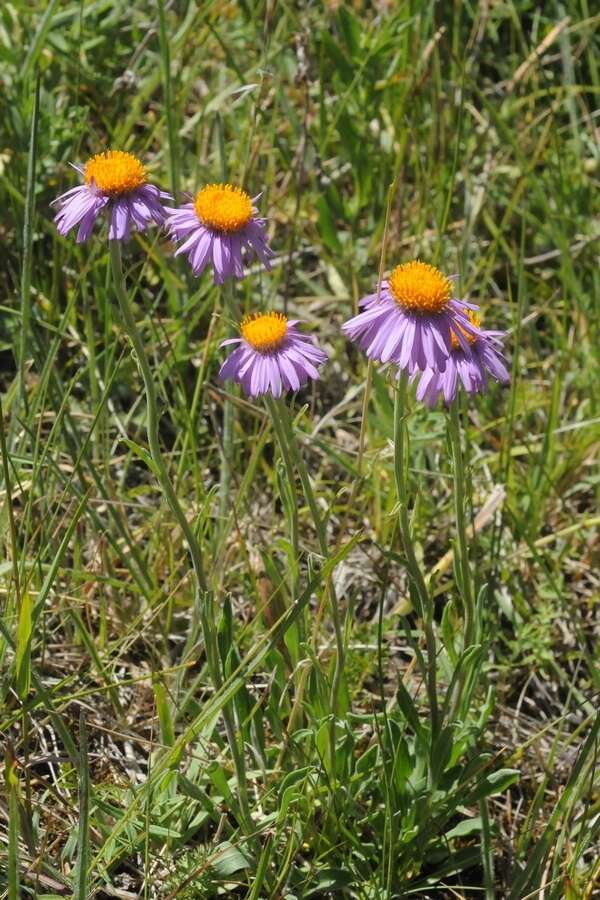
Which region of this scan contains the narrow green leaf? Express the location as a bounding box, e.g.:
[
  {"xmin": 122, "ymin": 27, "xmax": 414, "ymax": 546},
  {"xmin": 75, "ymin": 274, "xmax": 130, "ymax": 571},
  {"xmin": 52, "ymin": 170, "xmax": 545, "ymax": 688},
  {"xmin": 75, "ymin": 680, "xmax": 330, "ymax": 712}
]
[
  {"xmin": 395, "ymin": 679, "xmax": 425, "ymax": 741},
  {"xmin": 467, "ymin": 768, "xmax": 520, "ymax": 803},
  {"xmin": 445, "ymin": 816, "xmax": 483, "ymax": 840},
  {"xmin": 6, "ymin": 748, "xmax": 20, "ymax": 900},
  {"xmin": 306, "ymin": 867, "xmax": 354, "ymax": 896},
  {"xmin": 15, "ymin": 591, "xmax": 32, "ymax": 698},
  {"xmin": 18, "ymin": 70, "xmax": 40, "ymax": 408},
  {"xmin": 153, "ymin": 681, "xmax": 175, "ymax": 747},
  {"xmin": 21, "ymin": 0, "xmax": 61, "ymax": 80},
  {"xmin": 74, "ymin": 711, "xmax": 90, "ymax": 900},
  {"xmin": 121, "ymin": 437, "xmax": 160, "ymax": 479},
  {"xmin": 211, "ymin": 841, "xmax": 251, "ymax": 877},
  {"xmin": 316, "ymin": 195, "xmax": 342, "ymax": 253}
]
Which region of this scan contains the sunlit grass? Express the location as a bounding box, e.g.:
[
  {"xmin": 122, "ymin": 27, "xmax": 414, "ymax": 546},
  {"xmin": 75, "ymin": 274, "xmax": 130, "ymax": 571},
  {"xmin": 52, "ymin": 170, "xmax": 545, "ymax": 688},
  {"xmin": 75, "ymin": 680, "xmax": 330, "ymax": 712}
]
[{"xmin": 0, "ymin": 2, "xmax": 598, "ymax": 898}]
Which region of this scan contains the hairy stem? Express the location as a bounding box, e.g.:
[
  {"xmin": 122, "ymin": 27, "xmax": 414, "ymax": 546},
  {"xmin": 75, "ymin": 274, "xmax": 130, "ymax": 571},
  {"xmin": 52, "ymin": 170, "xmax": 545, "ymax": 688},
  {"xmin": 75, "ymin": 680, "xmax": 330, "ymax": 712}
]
[
  {"xmin": 110, "ymin": 242, "xmax": 207, "ymax": 595},
  {"xmin": 267, "ymin": 395, "xmax": 345, "ymax": 774},
  {"xmin": 393, "ymin": 372, "xmax": 439, "ymax": 735},
  {"xmin": 110, "ymin": 242, "xmax": 253, "ymax": 833},
  {"xmin": 267, "ymin": 395, "xmax": 300, "ymax": 604},
  {"xmin": 448, "ymin": 400, "xmax": 475, "ymax": 649},
  {"xmin": 447, "ymin": 400, "xmax": 477, "ymax": 722}
]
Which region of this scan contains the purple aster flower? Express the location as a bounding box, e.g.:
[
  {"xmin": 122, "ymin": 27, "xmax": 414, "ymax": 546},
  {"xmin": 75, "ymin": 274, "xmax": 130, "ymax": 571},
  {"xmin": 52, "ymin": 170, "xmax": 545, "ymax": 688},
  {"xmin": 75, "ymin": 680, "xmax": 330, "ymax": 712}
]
[
  {"xmin": 219, "ymin": 312, "xmax": 327, "ymax": 398},
  {"xmin": 413, "ymin": 312, "xmax": 510, "ymax": 407},
  {"xmin": 52, "ymin": 150, "xmax": 170, "ymax": 243},
  {"xmin": 342, "ymin": 260, "xmax": 481, "ymax": 373},
  {"xmin": 164, "ymin": 183, "xmax": 273, "ymax": 284}
]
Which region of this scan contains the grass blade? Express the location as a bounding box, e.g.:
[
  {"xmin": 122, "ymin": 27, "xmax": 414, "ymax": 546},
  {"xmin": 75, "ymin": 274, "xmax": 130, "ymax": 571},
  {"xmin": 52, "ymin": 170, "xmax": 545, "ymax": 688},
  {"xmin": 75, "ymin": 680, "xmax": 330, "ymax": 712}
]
[
  {"xmin": 17, "ymin": 71, "xmax": 40, "ymax": 412},
  {"xmin": 5, "ymin": 745, "xmax": 20, "ymax": 900},
  {"xmin": 74, "ymin": 710, "xmax": 90, "ymax": 900}
]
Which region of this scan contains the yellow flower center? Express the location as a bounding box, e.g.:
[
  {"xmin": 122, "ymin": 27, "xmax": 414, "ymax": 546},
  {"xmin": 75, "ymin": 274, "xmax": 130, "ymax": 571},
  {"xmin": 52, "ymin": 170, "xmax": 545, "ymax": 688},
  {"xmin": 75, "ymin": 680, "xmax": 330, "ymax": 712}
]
[
  {"xmin": 388, "ymin": 260, "xmax": 452, "ymax": 314},
  {"xmin": 241, "ymin": 312, "xmax": 288, "ymax": 353},
  {"xmin": 194, "ymin": 183, "xmax": 253, "ymax": 233},
  {"xmin": 84, "ymin": 150, "xmax": 146, "ymax": 196},
  {"xmin": 451, "ymin": 311, "xmax": 481, "ymax": 350}
]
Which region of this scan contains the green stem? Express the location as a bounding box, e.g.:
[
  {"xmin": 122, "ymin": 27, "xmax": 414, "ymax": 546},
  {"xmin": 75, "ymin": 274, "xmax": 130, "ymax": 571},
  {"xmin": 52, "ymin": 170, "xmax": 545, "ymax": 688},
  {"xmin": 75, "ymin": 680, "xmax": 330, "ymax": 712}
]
[
  {"xmin": 110, "ymin": 242, "xmax": 207, "ymax": 596},
  {"xmin": 447, "ymin": 401, "xmax": 477, "ymax": 723},
  {"xmin": 448, "ymin": 401, "xmax": 475, "ymax": 649},
  {"xmin": 218, "ymin": 283, "xmax": 238, "ymax": 537},
  {"xmin": 110, "ymin": 242, "xmax": 253, "ymax": 833},
  {"xmin": 393, "ymin": 373, "xmax": 439, "ymax": 734},
  {"xmin": 267, "ymin": 396, "xmax": 345, "ymax": 769},
  {"xmin": 267, "ymin": 397, "xmax": 300, "ymax": 604}
]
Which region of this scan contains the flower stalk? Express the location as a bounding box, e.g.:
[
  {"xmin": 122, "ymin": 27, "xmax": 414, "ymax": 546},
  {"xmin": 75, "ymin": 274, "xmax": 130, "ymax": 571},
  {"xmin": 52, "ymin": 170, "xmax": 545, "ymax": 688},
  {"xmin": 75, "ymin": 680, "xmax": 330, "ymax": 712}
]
[
  {"xmin": 110, "ymin": 241, "xmax": 207, "ymax": 596},
  {"xmin": 447, "ymin": 399, "xmax": 478, "ymax": 723},
  {"xmin": 109, "ymin": 241, "xmax": 253, "ymax": 834},
  {"xmin": 265, "ymin": 395, "xmax": 300, "ymax": 605},
  {"xmin": 448, "ymin": 400, "xmax": 475, "ymax": 650},
  {"xmin": 218, "ymin": 281, "xmax": 238, "ymax": 535},
  {"xmin": 266, "ymin": 395, "xmax": 345, "ymax": 774},
  {"xmin": 393, "ymin": 371, "xmax": 439, "ymax": 735}
]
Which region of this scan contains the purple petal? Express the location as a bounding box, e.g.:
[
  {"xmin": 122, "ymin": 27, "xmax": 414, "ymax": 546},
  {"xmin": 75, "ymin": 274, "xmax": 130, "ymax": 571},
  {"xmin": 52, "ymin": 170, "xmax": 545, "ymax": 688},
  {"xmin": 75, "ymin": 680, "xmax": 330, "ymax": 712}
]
[{"xmin": 109, "ymin": 198, "xmax": 131, "ymax": 241}]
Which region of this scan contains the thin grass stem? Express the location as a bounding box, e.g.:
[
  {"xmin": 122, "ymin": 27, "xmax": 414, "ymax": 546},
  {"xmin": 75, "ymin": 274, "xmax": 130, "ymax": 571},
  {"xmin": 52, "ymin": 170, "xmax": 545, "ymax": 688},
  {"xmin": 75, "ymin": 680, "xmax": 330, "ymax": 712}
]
[
  {"xmin": 156, "ymin": 0, "xmax": 179, "ymax": 199},
  {"xmin": 74, "ymin": 710, "xmax": 91, "ymax": 900},
  {"xmin": 6, "ymin": 746, "xmax": 19, "ymax": 900},
  {"xmin": 0, "ymin": 399, "xmax": 21, "ymax": 610},
  {"xmin": 18, "ymin": 72, "xmax": 40, "ymax": 414}
]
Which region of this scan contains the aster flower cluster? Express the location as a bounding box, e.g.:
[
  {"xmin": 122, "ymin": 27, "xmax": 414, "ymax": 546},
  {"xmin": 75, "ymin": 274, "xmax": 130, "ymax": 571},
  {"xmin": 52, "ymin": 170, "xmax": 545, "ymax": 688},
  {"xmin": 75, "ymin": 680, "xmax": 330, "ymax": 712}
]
[
  {"xmin": 52, "ymin": 148, "xmax": 508, "ymax": 406},
  {"xmin": 52, "ymin": 151, "xmax": 272, "ymax": 278},
  {"xmin": 164, "ymin": 184, "xmax": 272, "ymax": 284},
  {"xmin": 219, "ymin": 313, "xmax": 327, "ymax": 398},
  {"xmin": 53, "ymin": 152, "xmax": 170, "ymax": 243},
  {"xmin": 342, "ymin": 260, "xmax": 509, "ymax": 405},
  {"xmin": 414, "ymin": 311, "xmax": 509, "ymax": 407}
]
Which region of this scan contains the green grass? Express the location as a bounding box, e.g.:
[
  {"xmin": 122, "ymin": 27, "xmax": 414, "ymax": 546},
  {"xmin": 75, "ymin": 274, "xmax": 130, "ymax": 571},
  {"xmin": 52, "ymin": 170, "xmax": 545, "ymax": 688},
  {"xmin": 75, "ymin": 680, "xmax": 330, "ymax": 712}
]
[{"xmin": 1, "ymin": 1, "xmax": 599, "ymax": 897}]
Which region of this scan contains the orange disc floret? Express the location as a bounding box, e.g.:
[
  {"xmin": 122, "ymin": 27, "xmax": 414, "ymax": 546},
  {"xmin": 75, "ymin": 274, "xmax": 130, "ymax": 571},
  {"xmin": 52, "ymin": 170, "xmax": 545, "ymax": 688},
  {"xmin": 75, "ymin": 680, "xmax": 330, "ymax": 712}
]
[
  {"xmin": 194, "ymin": 184, "xmax": 253, "ymax": 233},
  {"xmin": 388, "ymin": 260, "xmax": 452, "ymax": 314},
  {"xmin": 84, "ymin": 150, "xmax": 146, "ymax": 196},
  {"xmin": 241, "ymin": 312, "xmax": 288, "ymax": 353},
  {"xmin": 451, "ymin": 310, "xmax": 481, "ymax": 350}
]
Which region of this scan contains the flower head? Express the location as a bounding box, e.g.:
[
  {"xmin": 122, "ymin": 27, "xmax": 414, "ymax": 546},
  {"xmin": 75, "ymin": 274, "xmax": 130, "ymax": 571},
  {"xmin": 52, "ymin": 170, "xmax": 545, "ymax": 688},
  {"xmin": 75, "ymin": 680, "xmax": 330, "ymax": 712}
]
[
  {"xmin": 165, "ymin": 183, "xmax": 273, "ymax": 284},
  {"xmin": 342, "ymin": 260, "xmax": 480, "ymax": 373},
  {"xmin": 52, "ymin": 150, "xmax": 170, "ymax": 242},
  {"xmin": 413, "ymin": 312, "xmax": 509, "ymax": 406},
  {"xmin": 219, "ymin": 312, "xmax": 327, "ymax": 398}
]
